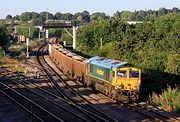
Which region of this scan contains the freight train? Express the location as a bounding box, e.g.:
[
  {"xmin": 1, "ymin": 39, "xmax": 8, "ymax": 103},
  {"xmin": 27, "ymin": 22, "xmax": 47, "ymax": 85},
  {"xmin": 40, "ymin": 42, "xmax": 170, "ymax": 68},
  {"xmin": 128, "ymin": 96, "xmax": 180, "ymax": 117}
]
[{"xmin": 48, "ymin": 38, "xmax": 141, "ymax": 103}]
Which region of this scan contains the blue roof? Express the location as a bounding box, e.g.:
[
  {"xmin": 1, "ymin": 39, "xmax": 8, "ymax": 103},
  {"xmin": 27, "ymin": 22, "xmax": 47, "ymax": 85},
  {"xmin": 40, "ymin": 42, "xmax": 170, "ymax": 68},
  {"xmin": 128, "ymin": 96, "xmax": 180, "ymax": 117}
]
[{"xmin": 87, "ymin": 56, "xmax": 129, "ymax": 70}]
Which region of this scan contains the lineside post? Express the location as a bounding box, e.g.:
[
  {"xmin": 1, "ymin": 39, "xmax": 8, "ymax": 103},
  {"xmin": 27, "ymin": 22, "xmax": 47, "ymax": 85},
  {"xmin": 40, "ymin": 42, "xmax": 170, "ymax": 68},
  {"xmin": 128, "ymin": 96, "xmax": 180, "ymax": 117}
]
[
  {"xmin": 73, "ymin": 26, "xmax": 77, "ymax": 50},
  {"xmin": 26, "ymin": 38, "xmax": 29, "ymax": 58}
]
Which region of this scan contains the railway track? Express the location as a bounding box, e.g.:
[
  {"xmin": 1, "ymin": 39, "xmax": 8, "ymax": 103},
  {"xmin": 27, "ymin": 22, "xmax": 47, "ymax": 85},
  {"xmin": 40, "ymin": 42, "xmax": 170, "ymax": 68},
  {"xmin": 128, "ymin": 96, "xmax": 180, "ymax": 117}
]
[
  {"xmin": 0, "ymin": 68, "xmax": 92, "ymax": 121},
  {"xmin": 37, "ymin": 43, "xmax": 119, "ymax": 122},
  {"xmin": 0, "ymin": 78, "xmax": 63, "ymax": 122},
  {"xmin": 46, "ymin": 42, "xmax": 180, "ymax": 122},
  {"xmin": 0, "ymin": 42, "xmax": 179, "ymax": 122},
  {"xmin": 129, "ymin": 102, "xmax": 180, "ymax": 122},
  {"xmin": 60, "ymin": 71, "xmax": 180, "ymax": 122}
]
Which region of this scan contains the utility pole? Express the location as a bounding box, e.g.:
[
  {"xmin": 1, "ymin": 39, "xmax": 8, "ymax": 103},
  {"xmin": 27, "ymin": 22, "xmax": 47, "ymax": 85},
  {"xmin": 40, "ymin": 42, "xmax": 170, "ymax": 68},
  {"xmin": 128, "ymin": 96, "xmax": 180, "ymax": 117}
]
[
  {"xmin": 72, "ymin": 26, "xmax": 77, "ymax": 50},
  {"xmin": 39, "ymin": 32, "xmax": 41, "ymax": 40},
  {"xmin": 45, "ymin": 29, "xmax": 49, "ymax": 39},
  {"xmin": 26, "ymin": 38, "xmax": 29, "ymax": 58}
]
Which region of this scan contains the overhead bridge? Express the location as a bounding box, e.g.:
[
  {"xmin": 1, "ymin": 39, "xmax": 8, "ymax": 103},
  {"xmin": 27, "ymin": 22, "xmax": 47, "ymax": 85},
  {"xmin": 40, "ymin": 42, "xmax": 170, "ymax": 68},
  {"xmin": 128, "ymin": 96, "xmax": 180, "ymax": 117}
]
[
  {"xmin": 42, "ymin": 20, "xmax": 78, "ymax": 29},
  {"xmin": 41, "ymin": 20, "xmax": 79, "ymax": 50}
]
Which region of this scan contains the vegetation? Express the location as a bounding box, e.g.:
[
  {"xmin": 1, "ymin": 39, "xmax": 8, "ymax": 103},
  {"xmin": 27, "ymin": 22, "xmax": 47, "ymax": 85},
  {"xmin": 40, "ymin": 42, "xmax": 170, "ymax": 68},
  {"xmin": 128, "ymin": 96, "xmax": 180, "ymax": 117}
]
[
  {"xmin": 0, "ymin": 22, "xmax": 9, "ymax": 46},
  {"xmin": 76, "ymin": 13, "xmax": 180, "ymax": 114},
  {"xmin": 149, "ymin": 86, "xmax": 180, "ymax": 115},
  {"xmin": 0, "ymin": 56, "xmax": 25, "ymax": 73},
  {"xmin": 2, "ymin": 7, "xmax": 179, "ymax": 40},
  {"xmin": 7, "ymin": 39, "xmax": 44, "ymax": 60},
  {"xmin": 1, "ymin": 7, "xmax": 179, "ymax": 114},
  {"xmin": 3, "ymin": 7, "xmax": 178, "ymax": 23}
]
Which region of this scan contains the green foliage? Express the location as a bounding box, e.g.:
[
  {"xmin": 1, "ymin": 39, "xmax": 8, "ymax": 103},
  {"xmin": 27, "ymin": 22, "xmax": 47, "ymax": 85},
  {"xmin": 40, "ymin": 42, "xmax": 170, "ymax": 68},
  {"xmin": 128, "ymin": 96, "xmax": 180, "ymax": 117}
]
[
  {"xmin": 121, "ymin": 11, "xmax": 134, "ymax": 21},
  {"xmin": 48, "ymin": 28, "xmax": 62, "ymax": 38},
  {"xmin": 13, "ymin": 15, "xmax": 19, "ymax": 20},
  {"xmin": 32, "ymin": 18, "xmax": 43, "ymax": 26},
  {"xmin": 149, "ymin": 86, "xmax": 180, "ymax": 115},
  {"xmin": 54, "ymin": 12, "xmax": 62, "ymax": 20},
  {"xmin": 113, "ymin": 11, "xmax": 121, "ymax": 20},
  {"xmin": 0, "ymin": 23, "xmax": 9, "ymax": 46},
  {"xmin": 20, "ymin": 12, "xmax": 32, "ymax": 22},
  {"xmin": 164, "ymin": 52, "xmax": 180, "ymax": 76},
  {"xmin": 15, "ymin": 23, "xmax": 39, "ymax": 38},
  {"xmin": 60, "ymin": 13, "xmax": 73, "ymax": 20},
  {"xmin": 61, "ymin": 33, "xmax": 72, "ymax": 44},
  {"xmin": 0, "ymin": 46, "xmax": 5, "ymax": 56},
  {"xmin": 8, "ymin": 44, "xmax": 26, "ymax": 52},
  {"xmin": 9, "ymin": 7, "xmax": 179, "ymax": 25},
  {"xmin": 76, "ymin": 13, "xmax": 180, "ymax": 103},
  {"xmin": 40, "ymin": 12, "xmax": 53, "ymax": 21},
  {"xmin": 6, "ymin": 14, "xmax": 12, "ymax": 20}
]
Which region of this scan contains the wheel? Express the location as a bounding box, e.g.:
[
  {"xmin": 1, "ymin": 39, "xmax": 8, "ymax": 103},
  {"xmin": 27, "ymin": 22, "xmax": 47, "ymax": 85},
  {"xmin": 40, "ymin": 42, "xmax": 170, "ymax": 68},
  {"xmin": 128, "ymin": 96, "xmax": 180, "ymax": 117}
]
[
  {"xmin": 130, "ymin": 91, "xmax": 139, "ymax": 102},
  {"xmin": 91, "ymin": 80, "xmax": 95, "ymax": 90},
  {"xmin": 82, "ymin": 76, "xmax": 87, "ymax": 87}
]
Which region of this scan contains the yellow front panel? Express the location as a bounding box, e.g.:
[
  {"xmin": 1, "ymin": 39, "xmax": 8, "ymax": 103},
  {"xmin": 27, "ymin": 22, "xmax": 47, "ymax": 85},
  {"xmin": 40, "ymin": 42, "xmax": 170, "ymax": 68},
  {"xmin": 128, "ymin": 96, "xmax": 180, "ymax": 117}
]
[{"xmin": 112, "ymin": 67, "xmax": 141, "ymax": 91}]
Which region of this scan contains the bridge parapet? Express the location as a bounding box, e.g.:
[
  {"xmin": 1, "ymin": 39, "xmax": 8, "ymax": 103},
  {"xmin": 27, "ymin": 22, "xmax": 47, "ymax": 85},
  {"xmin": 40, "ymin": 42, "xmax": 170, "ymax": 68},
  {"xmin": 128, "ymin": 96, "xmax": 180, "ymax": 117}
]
[{"xmin": 43, "ymin": 20, "xmax": 78, "ymax": 29}]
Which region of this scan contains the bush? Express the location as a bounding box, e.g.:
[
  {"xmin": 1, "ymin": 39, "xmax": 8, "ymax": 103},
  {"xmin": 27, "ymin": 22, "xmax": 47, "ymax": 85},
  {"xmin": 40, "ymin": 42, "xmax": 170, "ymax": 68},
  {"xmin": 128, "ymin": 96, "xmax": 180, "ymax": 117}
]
[
  {"xmin": 149, "ymin": 86, "xmax": 180, "ymax": 115},
  {"xmin": 0, "ymin": 47, "xmax": 5, "ymax": 56}
]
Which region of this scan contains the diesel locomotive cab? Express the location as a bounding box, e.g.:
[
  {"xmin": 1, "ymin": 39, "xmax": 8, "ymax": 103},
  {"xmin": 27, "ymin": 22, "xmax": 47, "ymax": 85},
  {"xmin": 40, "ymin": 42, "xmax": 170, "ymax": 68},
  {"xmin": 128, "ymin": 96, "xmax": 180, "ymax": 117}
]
[{"xmin": 114, "ymin": 67, "xmax": 141, "ymax": 101}]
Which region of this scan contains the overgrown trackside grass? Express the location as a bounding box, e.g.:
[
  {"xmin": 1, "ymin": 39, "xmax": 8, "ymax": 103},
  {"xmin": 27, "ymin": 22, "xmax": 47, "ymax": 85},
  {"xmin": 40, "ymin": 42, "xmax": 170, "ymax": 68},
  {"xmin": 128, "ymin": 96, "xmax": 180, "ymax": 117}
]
[
  {"xmin": 149, "ymin": 86, "xmax": 180, "ymax": 115},
  {"xmin": 0, "ymin": 56, "xmax": 25, "ymax": 73}
]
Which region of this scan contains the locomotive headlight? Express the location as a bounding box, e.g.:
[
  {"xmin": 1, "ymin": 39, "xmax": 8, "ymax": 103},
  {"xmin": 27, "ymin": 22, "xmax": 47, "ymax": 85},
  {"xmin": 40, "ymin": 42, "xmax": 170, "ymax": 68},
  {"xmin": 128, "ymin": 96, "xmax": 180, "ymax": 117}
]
[
  {"xmin": 115, "ymin": 86, "xmax": 121, "ymax": 89},
  {"xmin": 134, "ymin": 86, "xmax": 139, "ymax": 89}
]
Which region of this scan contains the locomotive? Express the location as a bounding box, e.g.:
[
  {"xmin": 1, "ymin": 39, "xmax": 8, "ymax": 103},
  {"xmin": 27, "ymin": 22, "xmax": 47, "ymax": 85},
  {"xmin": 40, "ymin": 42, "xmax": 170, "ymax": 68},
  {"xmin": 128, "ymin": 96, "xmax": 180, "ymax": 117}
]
[{"xmin": 48, "ymin": 38, "xmax": 141, "ymax": 103}]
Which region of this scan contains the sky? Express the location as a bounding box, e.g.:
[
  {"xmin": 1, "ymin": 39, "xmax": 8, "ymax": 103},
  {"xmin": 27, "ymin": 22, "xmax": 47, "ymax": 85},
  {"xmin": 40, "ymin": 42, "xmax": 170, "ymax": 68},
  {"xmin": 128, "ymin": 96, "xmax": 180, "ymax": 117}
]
[{"xmin": 0, "ymin": 0, "xmax": 179, "ymax": 18}]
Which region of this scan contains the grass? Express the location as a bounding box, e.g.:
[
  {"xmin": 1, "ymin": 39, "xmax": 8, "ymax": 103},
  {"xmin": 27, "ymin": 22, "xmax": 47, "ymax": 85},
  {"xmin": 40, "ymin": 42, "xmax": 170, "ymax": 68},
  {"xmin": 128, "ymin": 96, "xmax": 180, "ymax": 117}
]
[
  {"xmin": 0, "ymin": 56, "xmax": 25, "ymax": 74},
  {"xmin": 8, "ymin": 39, "xmax": 44, "ymax": 59},
  {"xmin": 149, "ymin": 86, "xmax": 180, "ymax": 115},
  {"xmin": 0, "ymin": 39, "xmax": 44, "ymax": 74}
]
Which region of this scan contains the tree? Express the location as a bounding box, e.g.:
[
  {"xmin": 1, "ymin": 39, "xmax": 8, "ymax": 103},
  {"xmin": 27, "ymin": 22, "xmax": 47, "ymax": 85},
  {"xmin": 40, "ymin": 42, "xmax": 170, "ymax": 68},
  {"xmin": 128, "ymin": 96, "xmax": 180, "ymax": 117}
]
[
  {"xmin": 13, "ymin": 15, "xmax": 20, "ymax": 20},
  {"xmin": 73, "ymin": 12, "xmax": 83, "ymax": 20},
  {"xmin": 40, "ymin": 12, "xmax": 53, "ymax": 21},
  {"xmin": 73, "ymin": 10, "xmax": 90, "ymax": 20},
  {"xmin": 172, "ymin": 7, "xmax": 180, "ymax": 13},
  {"xmin": 82, "ymin": 15, "xmax": 90, "ymax": 22},
  {"xmin": 0, "ymin": 23, "xmax": 8, "ymax": 46},
  {"xmin": 77, "ymin": 16, "xmax": 83, "ymax": 21},
  {"xmin": 82, "ymin": 10, "xmax": 90, "ymax": 16},
  {"xmin": 158, "ymin": 7, "xmax": 167, "ymax": 16},
  {"xmin": 91, "ymin": 12, "xmax": 108, "ymax": 21},
  {"xmin": 54, "ymin": 12, "xmax": 62, "ymax": 20},
  {"xmin": 60, "ymin": 13, "xmax": 73, "ymax": 20},
  {"xmin": 164, "ymin": 52, "xmax": 180, "ymax": 76},
  {"xmin": 121, "ymin": 11, "xmax": 133, "ymax": 21},
  {"xmin": 32, "ymin": 18, "xmax": 43, "ymax": 25},
  {"xmin": 20, "ymin": 12, "xmax": 32, "ymax": 21},
  {"xmin": 133, "ymin": 10, "xmax": 146, "ymax": 21},
  {"xmin": 32, "ymin": 12, "xmax": 40, "ymax": 20},
  {"xmin": 6, "ymin": 14, "xmax": 12, "ymax": 20},
  {"xmin": 113, "ymin": 11, "xmax": 121, "ymax": 20}
]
